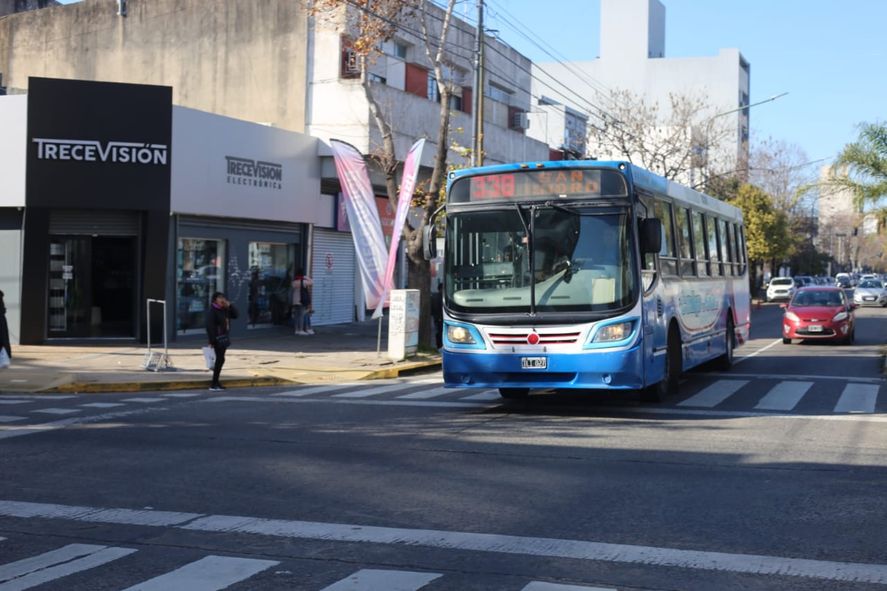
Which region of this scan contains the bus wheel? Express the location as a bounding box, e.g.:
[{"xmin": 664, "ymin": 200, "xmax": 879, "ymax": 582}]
[
  {"xmin": 716, "ymin": 318, "xmax": 734, "ymax": 370},
  {"xmin": 499, "ymin": 388, "xmax": 529, "ymax": 400},
  {"xmin": 643, "ymin": 327, "xmax": 681, "ymax": 402}
]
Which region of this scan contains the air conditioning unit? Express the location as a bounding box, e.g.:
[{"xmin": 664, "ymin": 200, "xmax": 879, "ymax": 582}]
[{"xmin": 511, "ymin": 111, "xmax": 530, "ymax": 130}]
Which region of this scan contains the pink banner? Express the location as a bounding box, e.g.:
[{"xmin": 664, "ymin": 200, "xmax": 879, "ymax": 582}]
[
  {"xmin": 330, "ymin": 140, "xmax": 388, "ymax": 310},
  {"xmin": 373, "ymin": 139, "xmax": 426, "ymax": 318}
]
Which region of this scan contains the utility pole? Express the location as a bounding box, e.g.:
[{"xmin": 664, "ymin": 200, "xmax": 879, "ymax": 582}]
[{"xmin": 471, "ymin": 0, "xmax": 485, "ymax": 167}]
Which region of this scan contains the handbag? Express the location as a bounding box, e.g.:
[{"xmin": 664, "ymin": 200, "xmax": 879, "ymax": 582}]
[
  {"xmin": 0, "ymin": 348, "xmax": 9, "ymax": 369},
  {"xmin": 215, "ymin": 334, "xmax": 231, "ymax": 349},
  {"xmin": 202, "ymin": 345, "xmax": 215, "ymax": 370}
]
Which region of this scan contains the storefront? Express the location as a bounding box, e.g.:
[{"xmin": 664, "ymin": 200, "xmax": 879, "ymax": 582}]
[{"xmin": 0, "ymin": 77, "xmax": 335, "ymax": 344}]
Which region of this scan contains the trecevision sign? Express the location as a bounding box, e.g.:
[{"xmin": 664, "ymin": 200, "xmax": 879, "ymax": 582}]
[
  {"xmin": 225, "ymin": 156, "xmax": 283, "ymax": 190},
  {"xmin": 32, "ymin": 138, "xmax": 169, "ymax": 165}
]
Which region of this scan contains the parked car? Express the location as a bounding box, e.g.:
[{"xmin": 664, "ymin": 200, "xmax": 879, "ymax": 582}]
[
  {"xmin": 781, "ymin": 287, "xmax": 856, "ymax": 345},
  {"xmin": 793, "ymin": 275, "xmax": 814, "ymax": 288},
  {"xmin": 853, "ymin": 278, "xmax": 887, "ymax": 307},
  {"xmin": 835, "ymin": 273, "xmax": 852, "ymax": 289},
  {"xmin": 766, "ymin": 277, "xmax": 796, "ymax": 302}
]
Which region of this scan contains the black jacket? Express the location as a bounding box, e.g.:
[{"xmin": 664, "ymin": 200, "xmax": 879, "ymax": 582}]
[
  {"xmin": 0, "ymin": 301, "xmax": 10, "ymax": 358},
  {"xmin": 205, "ymin": 303, "xmax": 239, "ymax": 346}
]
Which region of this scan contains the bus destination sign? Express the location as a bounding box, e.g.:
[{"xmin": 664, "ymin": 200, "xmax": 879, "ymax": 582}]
[{"xmin": 450, "ymin": 168, "xmax": 627, "ymax": 203}]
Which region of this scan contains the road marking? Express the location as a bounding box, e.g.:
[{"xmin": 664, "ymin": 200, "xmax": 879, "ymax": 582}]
[
  {"xmin": 704, "ymin": 372, "xmax": 883, "ymax": 384},
  {"xmin": 161, "ymin": 393, "xmax": 202, "ymax": 398},
  {"xmin": 522, "ymin": 582, "xmax": 616, "ymax": 591},
  {"xmin": 460, "ymin": 390, "xmax": 500, "ymax": 401},
  {"xmin": 2, "ymin": 498, "xmax": 876, "ymax": 585},
  {"xmin": 205, "ymin": 396, "xmax": 496, "ymax": 409},
  {"xmin": 0, "ymin": 417, "xmax": 24, "ymax": 424},
  {"xmin": 333, "ymin": 381, "xmax": 440, "ymax": 399},
  {"xmin": 678, "ymin": 380, "xmax": 748, "ymax": 407},
  {"xmin": 122, "ymin": 397, "xmax": 165, "ymax": 403},
  {"xmin": 319, "ymin": 569, "xmax": 442, "ymax": 591},
  {"xmin": 272, "ymin": 383, "xmax": 364, "ymax": 397},
  {"xmin": 754, "ymin": 381, "xmax": 813, "ymax": 411},
  {"xmin": 80, "ymin": 402, "xmax": 126, "ymax": 409},
  {"xmin": 0, "ymin": 401, "xmax": 29, "ymax": 406},
  {"xmin": 0, "ymin": 406, "xmax": 171, "ymax": 441},
  {"xmin": 834, "ymin": 383, "xmax": 879, "ymax": 414},
  {"xmin": 120, "ymin": 555, "xmax": 279, "ymax": 591},
  {"xmin": 0, "ymin": 395, "xmax": 76, "ymax": 400},
  {"xmin": 31, "ymin": 408, "xmax": 80, "ymax": 415},
  {"xmin": 733, "ymin": 338, "xmax": 782, "ymax": 365},
  {"xmin": 398, "ymin": 386, "xmax": 454, "ymax": 400},
  {"xmin": 0, "ymin": 544, "xmax": 136, "ymax": 590}
]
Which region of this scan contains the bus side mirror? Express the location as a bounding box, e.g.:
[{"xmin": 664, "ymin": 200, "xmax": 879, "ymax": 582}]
[
  {"xmin": 422, "ymin": 223, "xmax": 437, "ymax": 260},
  {"xmin": 640, "ymin": 218, "xmax": 662, "ymax": 254}
]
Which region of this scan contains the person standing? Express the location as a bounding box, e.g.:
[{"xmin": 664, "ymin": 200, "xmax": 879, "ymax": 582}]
[
  {"xmin": 205, "ymin": 291, "xmax": 238, "ymax": 391},
  {"xmin": 0, "ymin": 290, "xmax": 11, "ymax": 367},
  {"xmin": 431, "ymin": 282, "xmax": 443, "ymax": 349},
  {"xmin": 291, "ymin": 268, "xmax": 314, "ymax": 335}
]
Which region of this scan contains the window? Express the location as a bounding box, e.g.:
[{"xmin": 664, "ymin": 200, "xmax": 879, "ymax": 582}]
[
  {"xmin": 654, "ymin": 200, "xmax": 677, "ymax": 276},
  {"xmin": 691, "ymin": 210, "xmax": 708, "ymax": 277},
  {"xmin": 427, "ymin": 74, "xmax": 440, "ymax": 102},
  {"xmin": 448, "ymin": 94, "xmax": 463, "ymax": 111},
  {"xmin": 734, "ymin": 224, "xmax": 746, "ymax": 274},
  {"xmin": 719, "ymin": 219, "xmax": 731, "ymax": 274},
  {"xmin": 247, "ymin": 243, "xmax": 295, "ymax": 328},
  {"xmin": 368, "ymin": 72, "xmax": 387, "ymax": 85},
  {"xmin": 177, "ymin": 238, "xmax": 226, "ymax": 334},
  {"xmin": 723, "ymin": 222, "xmax": 736, "ymax": 275},
  {"xmin": 676, "ymin": 207, "xmax": 694, "ymax": 276},
  {"xmin": 341, "ymin": 37, "xmax": 359, "ymax": 79},
  {"xmin": 393, "ymin": 41, "xmax": 407, "ymax": 59},
  {"xmin": 488, "ymin": 81, "xmax": 513, "ymax": 104},
  {"xmin": 706, "ymin": 215, "xmax": 722, "ymax": 276}
]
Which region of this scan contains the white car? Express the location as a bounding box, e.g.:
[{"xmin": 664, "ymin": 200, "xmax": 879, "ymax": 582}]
[
  {"xmin": 766, "ymin": 277, "xmax": 796, "ymax": 302},
  {"xmin": 853, "ymin": 279, "xmax": 887, "ymax": 307}
]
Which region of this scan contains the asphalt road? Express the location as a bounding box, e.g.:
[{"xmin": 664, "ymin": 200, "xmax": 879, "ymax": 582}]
[{"xmin": 0, "ymin": 304, "xmax": 885, "ymax": 591}]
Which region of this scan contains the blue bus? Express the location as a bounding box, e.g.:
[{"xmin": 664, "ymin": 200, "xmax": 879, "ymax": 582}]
[{"xmin": 424, "ymin": 161, "xmax": 750, "ymax": 401}]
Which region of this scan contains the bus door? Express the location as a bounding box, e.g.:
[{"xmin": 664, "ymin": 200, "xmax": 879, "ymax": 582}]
[{"xmin": 640, "ymin": 198, "xmax": 670, "ymax": 386}]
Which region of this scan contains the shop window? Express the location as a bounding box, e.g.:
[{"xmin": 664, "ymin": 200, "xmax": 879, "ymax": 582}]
[
  {"xmin": 177, "ymin": 238, "xmax": 226, "ymax": 334},
  {"xmin": 247, "ymin": 242, "xmax": 295, "ymax": 328}
]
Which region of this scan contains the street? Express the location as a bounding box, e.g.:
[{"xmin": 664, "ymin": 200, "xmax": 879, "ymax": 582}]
[{"xmin": 1, "ymin": 305, "xmax": 886, "ymax": 591}]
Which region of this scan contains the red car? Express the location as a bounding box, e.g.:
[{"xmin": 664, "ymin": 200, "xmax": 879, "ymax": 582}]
[{"xmin": 781, "ymin": 287, "xmax": 857, "ymax": 345}]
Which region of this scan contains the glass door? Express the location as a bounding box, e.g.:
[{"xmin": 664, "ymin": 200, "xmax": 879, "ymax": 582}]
[{"xmin": 48, "ymin": 237, "xmax": 92, "ymax": 337}]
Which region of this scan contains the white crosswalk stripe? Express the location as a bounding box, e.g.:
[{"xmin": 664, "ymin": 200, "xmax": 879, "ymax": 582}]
[
  {"xmin": 30, "ymin": 408, "xmax": 80, "ymax": 415},
  {"xmin": 123, "ymin": 398, "xmax": 165, "ymax": 403},
  {"xmin": 0, "ymin": 401, "xmax": 29, "ymax": 406},
  {"xmin": 0, "ymin": 544, "xmax": 136, "ymax": 591},
  {"xmin": 162, "ymin": 393, "xmax": 202, "ymax": 398},
  {"xmin": 0, "ymin": 416, "xmax": 25, "ymax": 423},
  {"xmin": 120, "ymin": 555, "xmax": 279, "ymax": 591},
  {"xmin": 754, "ymin": 381, "xmax": 813, "ymax": 411},
  {"xmin": 333, "ymin": 380, "xmax": 438, "ymax": 399},
  {"xmin": 319, "ymin": 569, "xmax": 442, "ymax": 591},
  {"xmin": 80, "ymin": 402, "xmax": 126, "ymax": 409},
  {"xmin": 833, "ymin": 383, "xmax": 879, "ymax": 414},
  {"xmin": 273, "ymin": 383, "xmax": 364, "ymax": 397},
  {"xmin": 397, "ymin": 386, "xmax": 453, "ymax": 399},
  {"xmin": 678, "ymin": 379, "xmax": 749, "ymax": 408},
  {"xmin": 522, "ymin": 582, "xmax": 617, "ymax": 591}
]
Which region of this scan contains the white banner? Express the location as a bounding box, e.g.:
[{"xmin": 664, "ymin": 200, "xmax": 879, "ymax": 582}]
[
  {"xmin": 374, "ymin": 138, "xmax": 426, "ymax": 319},
  {"xmin": 329, "ymin": 140, "xmax": 388, "ymax": 311}
]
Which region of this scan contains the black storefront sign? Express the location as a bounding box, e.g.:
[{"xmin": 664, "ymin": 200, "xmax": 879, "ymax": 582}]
[{"xmin": 20, "ymin": 77, "xmax": 173, "ymax": 343}]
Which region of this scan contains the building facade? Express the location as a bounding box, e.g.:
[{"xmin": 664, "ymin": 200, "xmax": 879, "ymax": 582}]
[{"xmin": 527, "ymin": 0, "xmax": 750, "ymax": 178}]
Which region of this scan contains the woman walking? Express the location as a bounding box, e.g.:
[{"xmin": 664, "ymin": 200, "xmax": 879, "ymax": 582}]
[
  {"xmin": 0, "ymin": 290, "xmax": 10, "ymax": 368},
  {"xmin": 205, "ymin": 291, "xmax": 238, "ymax": 391}
]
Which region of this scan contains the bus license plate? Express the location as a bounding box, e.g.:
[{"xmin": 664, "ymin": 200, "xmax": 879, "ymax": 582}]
[
  {"xmin": 521, "ymin": 357, "xmax": 547, "ymax": 369},
  {"xmin": 808, "ymin": 325, "xmax": 823, "ymax": 332}
]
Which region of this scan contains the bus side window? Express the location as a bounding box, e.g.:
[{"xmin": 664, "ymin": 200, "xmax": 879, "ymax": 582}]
[
  {"xmin": 654, "ymin": 200, "xmax": 678, "ymax": 276},
  {"xmin": 733, "ymin": 223, "xmax": 745, "ymax": 275},
  {"xmin": 677, "ymin": 207, "xmax": 694, "ymax": 276},
  {"xmin": 706, "ymin": 214, "xmax": 722, "ymax": 276},
  {"xmin": 691, "ymin": 210, "xmax": 708, "ymax": 277},
  {"xmin": 719, "ymin": 219, "xmax": 731, "ymax": 275}
]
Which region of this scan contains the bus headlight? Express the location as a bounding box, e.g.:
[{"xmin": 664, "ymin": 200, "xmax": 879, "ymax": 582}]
[
  {"xmin": 593, "ymin": 321, "xmax": 634, "ymax": 343},
  {"xmin": 447, "ymin": 324, "xmax": 477, "ymax": 344}
]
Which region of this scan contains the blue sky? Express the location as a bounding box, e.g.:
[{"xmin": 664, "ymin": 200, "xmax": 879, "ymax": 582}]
[{"xmin": 483, "ymin": 0, "xmax": 887, "ymax": 166}]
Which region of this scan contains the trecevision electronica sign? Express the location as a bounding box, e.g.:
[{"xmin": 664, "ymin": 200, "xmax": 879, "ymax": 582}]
[
  {"xmin": 225, "ymin": 155, "xmax": 283, "ymax": 190},
  {"xmin": 32, "ymin": 139, "xmax": 169, "ymax": 165}
]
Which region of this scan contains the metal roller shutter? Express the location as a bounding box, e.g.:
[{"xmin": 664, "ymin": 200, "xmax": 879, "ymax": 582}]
[
  {"xmin": 310, "ymin": 229, "xmax": 355, "ymax": 326},
  {"xmin": 49, "ymin": 210, "xmax": 140, "ymax": 236}
]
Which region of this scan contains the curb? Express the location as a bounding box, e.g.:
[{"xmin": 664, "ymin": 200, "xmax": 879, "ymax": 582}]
[
  {"xmin": 44, "ymin": 376, "xmax": 292, "ymax": 394},
  {"xmin": 362, "ymin": 358, "xmax": 442, "ymax": 380}
]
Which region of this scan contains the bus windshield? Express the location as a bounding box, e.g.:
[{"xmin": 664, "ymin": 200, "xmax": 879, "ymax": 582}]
[{"xmin": 444, "ymin": 205, "xmax": 637, "ymax": 316}]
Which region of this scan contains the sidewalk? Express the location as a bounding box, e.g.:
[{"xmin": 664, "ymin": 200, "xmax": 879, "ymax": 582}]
[{"xmin": 0, "ymin": 318, "xmax": 441, "ymax": 394}]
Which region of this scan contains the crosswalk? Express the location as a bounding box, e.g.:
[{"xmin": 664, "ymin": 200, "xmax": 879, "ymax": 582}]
[
  {"xmin": 0, "ymin": 374, "xmax": 884, "ymax": 429},
  {"xmin": 0, "ymin": 538, "xmax": 622, "ymax": 591}
]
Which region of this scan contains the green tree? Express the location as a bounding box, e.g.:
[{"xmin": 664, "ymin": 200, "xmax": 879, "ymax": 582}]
[
  {"xmin": 832, "ymin": 122, "xmax": 887, "ymax": 211},
  {"xmin": 727, "ymin": 184, "xmax": 791, "ymax": 296}
]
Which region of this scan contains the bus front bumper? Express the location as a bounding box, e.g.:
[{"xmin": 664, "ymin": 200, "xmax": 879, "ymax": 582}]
[{"xmin": 442, "ymin": 346, "xmax": 644, "ymax": 391}]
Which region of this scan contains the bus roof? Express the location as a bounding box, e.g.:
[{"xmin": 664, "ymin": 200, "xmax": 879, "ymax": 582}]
[{"xmin": 447, "ymin": 160, "xmax": 742, "ymax": 221}]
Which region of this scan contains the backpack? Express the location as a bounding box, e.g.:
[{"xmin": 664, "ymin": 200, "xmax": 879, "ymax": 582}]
[{"xmin": 299, "ymin": 279, "xmax": 311, "ymax": 306}]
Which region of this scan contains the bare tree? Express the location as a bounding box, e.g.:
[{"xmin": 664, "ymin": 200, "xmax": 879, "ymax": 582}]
[
  {"xmin": 749, "ymin": 137, "xmax": 817, "ymax": 216},
  {"xmin": 589, "ymin": 89, "xmax": 733, "ymax": 186},
  {"xmin": 308, "ymin": 0, "xmax": 462, "ymax": 348}
]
